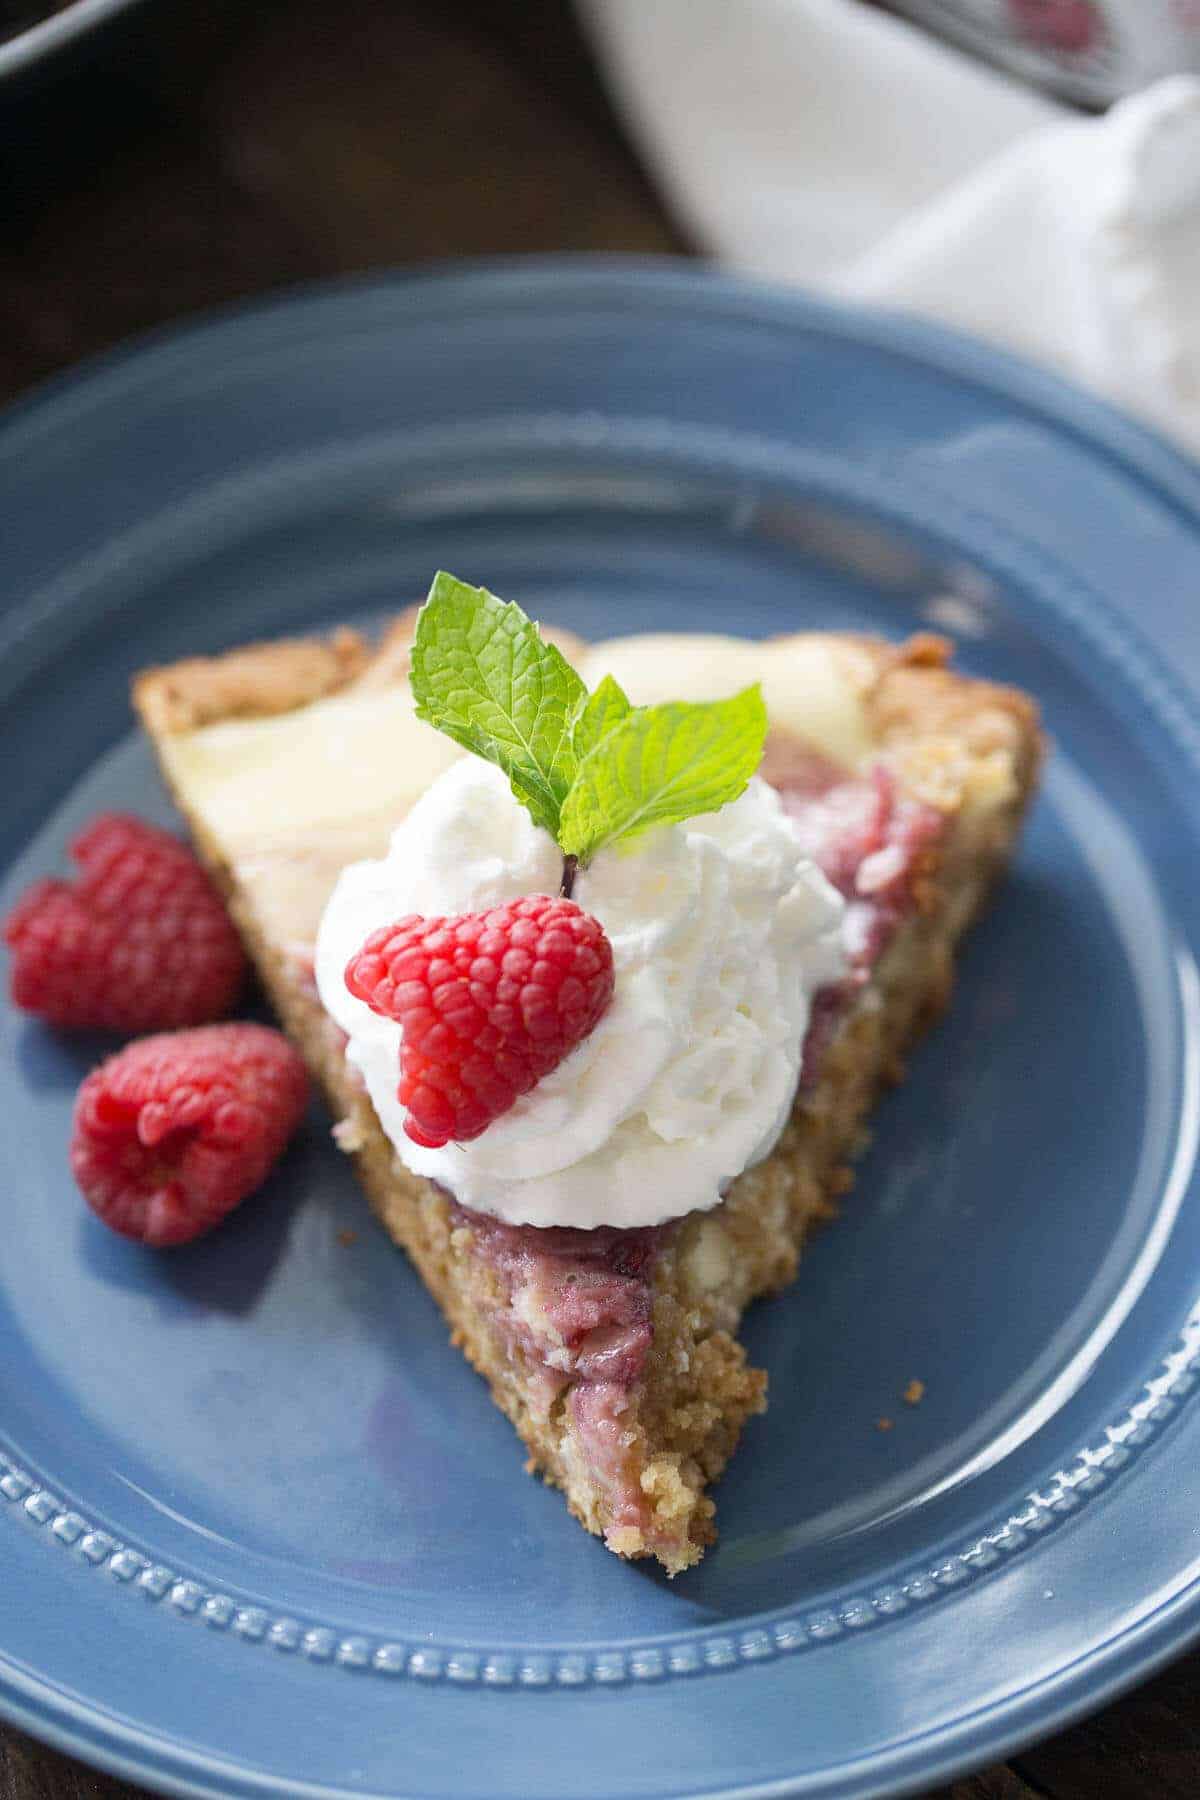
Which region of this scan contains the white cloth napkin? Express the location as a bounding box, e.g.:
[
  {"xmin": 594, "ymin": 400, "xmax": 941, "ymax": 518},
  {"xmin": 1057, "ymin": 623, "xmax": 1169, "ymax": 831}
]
[{"xmin": 578, "ymin": 0, "xmax": 1200, "ymax": 458}]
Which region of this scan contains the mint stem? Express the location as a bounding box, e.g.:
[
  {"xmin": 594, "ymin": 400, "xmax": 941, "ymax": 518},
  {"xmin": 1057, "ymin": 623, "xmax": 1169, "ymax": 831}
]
[{"xmin": 559, "ymin": 854, "xmax": 578, "ymax": 901}]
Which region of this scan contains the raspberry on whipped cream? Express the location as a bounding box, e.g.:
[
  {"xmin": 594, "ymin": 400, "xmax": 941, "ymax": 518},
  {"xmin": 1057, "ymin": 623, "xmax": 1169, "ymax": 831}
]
[
  {"xmin": 315, "ymin": 756, "xmax": 846, "ymax": 1230},
  {"xmin": 345, "ymin": 896, "xmax": 615, "ymax": 1148}
]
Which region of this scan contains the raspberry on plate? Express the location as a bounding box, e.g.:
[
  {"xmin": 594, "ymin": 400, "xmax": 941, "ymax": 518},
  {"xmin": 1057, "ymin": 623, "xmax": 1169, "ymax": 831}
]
[
  {"xmin": 346, "ymin": 895, "xmax": 614, "ymax": 1149},
  {"xmin": 71, "ymin": 1023, "xmax": 309, "ymax": 1246},
  {"xmin": 4, "ymin": 812, "xmax": 246, "ymax": 1032}
]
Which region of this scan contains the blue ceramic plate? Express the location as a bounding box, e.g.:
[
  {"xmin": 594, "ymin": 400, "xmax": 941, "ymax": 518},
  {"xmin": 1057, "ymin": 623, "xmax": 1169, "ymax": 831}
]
[{"xmin": 3, "ymin": 261, "xmax": 1200, "ymax": 1800}]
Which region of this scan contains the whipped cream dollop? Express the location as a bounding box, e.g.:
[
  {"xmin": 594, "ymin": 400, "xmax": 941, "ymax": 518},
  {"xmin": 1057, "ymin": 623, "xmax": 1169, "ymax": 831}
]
[{"xmin": 315, "ymin": 757, "xmax": 846, "ymax": 1230}]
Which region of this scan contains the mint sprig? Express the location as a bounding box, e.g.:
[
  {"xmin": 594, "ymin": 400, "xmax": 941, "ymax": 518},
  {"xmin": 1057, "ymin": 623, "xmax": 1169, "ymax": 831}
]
[
  {"xmin": 410, "ymin": 572, "xmax": 585, "ymax": 837},
  {"xmin": 559, "ymin": 687, "xmax": 767, "ymax": 863},
  {"xmin": 570, "ymin": 673, "xmax": 631, "ymax": 763},
  {"xmin": 410, "ymin": 573, "xmax": 768, "ymax": 867}
]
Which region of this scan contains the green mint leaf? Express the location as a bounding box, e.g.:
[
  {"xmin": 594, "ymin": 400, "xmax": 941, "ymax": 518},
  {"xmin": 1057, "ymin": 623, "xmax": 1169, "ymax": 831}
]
[
  {"xmin": 410, "ymin": 571, "xmax": 586, "ymax": 836},
  {"xmin": 570, "ymin": 673, "xmax": 631, "ymax": 763},
  {"xmin": 558, "ymin": 685, "xmax": 768, "ymax": 864}
]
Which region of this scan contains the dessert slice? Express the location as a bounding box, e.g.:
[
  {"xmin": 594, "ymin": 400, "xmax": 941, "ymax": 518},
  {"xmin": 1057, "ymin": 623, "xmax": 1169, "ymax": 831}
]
[{"xmin": 134, "ymin": 592, "xmax": 1041, "ymax": 1574}]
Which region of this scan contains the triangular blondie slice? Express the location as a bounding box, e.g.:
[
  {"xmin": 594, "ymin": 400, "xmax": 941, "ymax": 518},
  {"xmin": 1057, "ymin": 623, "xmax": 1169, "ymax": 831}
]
[{"xmin": 135, "ymin": 612, "xmax": 1040, "ymax": 1573}]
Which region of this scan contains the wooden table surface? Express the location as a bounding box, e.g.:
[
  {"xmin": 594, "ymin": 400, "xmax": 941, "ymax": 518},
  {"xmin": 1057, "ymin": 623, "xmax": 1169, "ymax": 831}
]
[{"xmin": 2, "ymin": 2, "xmax": 1198, "ymax": 1796}]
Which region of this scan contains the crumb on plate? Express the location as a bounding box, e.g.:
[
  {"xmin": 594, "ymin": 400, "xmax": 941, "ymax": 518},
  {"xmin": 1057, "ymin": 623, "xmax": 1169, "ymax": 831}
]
[{"xmin": 332, "ymin": 1117, "xmax": 365, "ymax": 1153}]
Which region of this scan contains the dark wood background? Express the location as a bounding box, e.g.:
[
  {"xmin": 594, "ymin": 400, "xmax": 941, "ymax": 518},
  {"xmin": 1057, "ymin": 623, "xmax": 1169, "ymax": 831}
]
[{"xmin": 2, "ymin": 2, "xmax": 1198, "ymax": 1795}]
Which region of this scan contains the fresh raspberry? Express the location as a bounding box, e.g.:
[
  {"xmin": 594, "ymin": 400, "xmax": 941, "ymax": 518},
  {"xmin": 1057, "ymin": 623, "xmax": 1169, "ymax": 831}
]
[
  {"xmin": 346, "ymin": 896, "xmax": 615, "ymax": 1149},
  {"xmin": 70, "ymin": 1023, "xmax": 309, "ymax": 1246},
  {"xmin": 4, "ymin": 813, "xmax": 246, "ymax": 1031}
]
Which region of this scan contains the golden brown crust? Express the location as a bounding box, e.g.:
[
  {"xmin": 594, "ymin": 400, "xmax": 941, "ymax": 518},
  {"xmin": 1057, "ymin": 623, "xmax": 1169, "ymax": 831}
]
[
  {"xmin": 134, "ymin": 612, "xmax": 1042, "ymax": 1575},
  {"xmin": 348, "ymin": 607, "xmax": 424, "ymax": 692},
  {"xmin": 133, "ymin": 628, "xmax": 370, "ymax": 734},
  {"xmin": 867, "ymin": 634, "xmax": 1042, "ymax": 782},
  {"xmin": 134, "ymin": 609, "xmax": 595, "ymax": 726},
  {"xmin": 799, "ymin": 632, "xmax": 1047, "ymax": 827}
]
